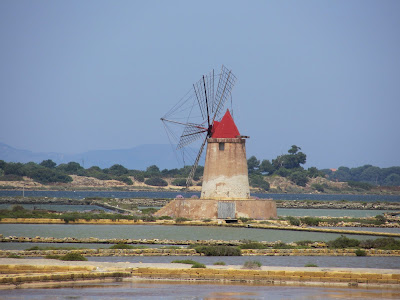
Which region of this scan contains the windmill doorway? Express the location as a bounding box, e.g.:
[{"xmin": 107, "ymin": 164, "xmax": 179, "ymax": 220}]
[{"xmin": 218, "ymin": 201, "xmax": 237, "ymax": 221}]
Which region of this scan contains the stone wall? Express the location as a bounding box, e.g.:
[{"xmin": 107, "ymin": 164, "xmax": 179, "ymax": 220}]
[{"xmin": 154, "ymin": 198, "xmax": 277, "ymax": 220}]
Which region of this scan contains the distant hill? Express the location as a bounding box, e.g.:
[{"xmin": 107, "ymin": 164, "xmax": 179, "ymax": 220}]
[{"xmin": 0, "ymin": 142, "xmax": 182, "ymax": 170}]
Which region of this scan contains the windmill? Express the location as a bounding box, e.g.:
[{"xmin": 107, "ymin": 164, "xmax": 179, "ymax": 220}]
[
  {"xmin": 157, "ymin": 66, "xmax": 276, "ymax": 220},
  {"xmin": 161, "ymin": 65, "xmax": 237, "ymax": 188}
]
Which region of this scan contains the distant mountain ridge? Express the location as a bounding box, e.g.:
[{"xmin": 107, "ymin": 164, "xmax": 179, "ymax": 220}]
[{"xmin": 0, "ymin": 142, "xmax": 181, "ymax": 170}]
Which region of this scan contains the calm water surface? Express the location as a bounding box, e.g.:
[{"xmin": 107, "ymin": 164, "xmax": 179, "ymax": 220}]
[
  {"xmin": 1, "ymin": 190, "xmax": 399, "ymax": 202},
  {"xmin": 1, "ymin": 281, "xmax": 400, "ymax": 299},
  {"xmin": 2, "ymin": 224, "xmax": 396, "ymax": 243}
]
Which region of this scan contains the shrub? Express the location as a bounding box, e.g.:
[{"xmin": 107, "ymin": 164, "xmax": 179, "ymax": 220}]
[
  {"xmin": 238, "ymin": 217, "xmax": 253, "ymax": 223},
  {"xmin": 159, "ymin": 215, "xmax": 173, "ymax": 220},
  {"xmin": 273, "ymin": 242, "xmax": 295, "ymax": 249},
  {"xmin": 249, "ymin": 174, "xmax": 270, "ymax": 191},
  {"xmin": 347, "ymin": 181, "xmax": 373, "ymax": 190},
  {"xmin": 202, "ymin": 218, "xmax": 212, "ymax": 222},
  {"xmin": 144, "ymin": 177, "xmax": 168, "ymax": 186},
  {"xmin": 374, "ymin": 215, "xmax": 386, "ymax": 225},
  {"xmin": 243, "ymin": 261, "xmax": 262, "ymax": 269},
  {"xmin": 304, "ymin": 263, "xmax": 318, "ymax": 267},
  {"xmin": 191, "ymin": 262, "xmax": 206, "ymax": 268},
  {"xmin": 355, "ymin": 249, "xmax": 367, "ymax": 256},
  {"xmin": 109, "ymin": 244, "xmax": 134, "ymax": 249},
  {"xmin": 141, "ymin": 215, "xmax": 156, "ymax": 222},
  {"xmin": 176, "ymin": 217, "xmax": 191, "ymax": 223},
  {"xmin": 11, "ymin": 205, "xmax": 25, "ymax": 212},
  {"xmin": 118, "ymin": 176, "xmax": 133, "ymax": 185},
  {"xmin": 359, "ymin": 237, "xmax": 400, "ymax": 250},
  {"xmin": 194, "ymin": 245, "xmax": 241, "ymax": 256},
  {"xmin": 213, "ymin": 261, "xmax": 226, "ymax": 265},
  {"xmin": 311, "ymin": 183, "xmax": 325, "ymax": 192},
  {"xmin": 45, "ymin": 255, "xmax": 61, "ymax": 259},
  {"xmin": 286, "ymin": 216, "xmax": 300, "ymax": 226},
  {"xmin": 172, "ymin": 178, "xmax": 187, "ymax": 186},
  {"xmin": 296, "ymin": 240, "xmax": 314, "ymax": 246},
  {"xmin": 0, "ymin": 174, "xmax": 24, "ymax": 181},
  {"xmin": 300, "ymin": 217, "xmax": 320, "ymax": 226},
  {"xmin": 141, "ymin": 208, "xmax": 159, "ymax": 215},
  {"xmin": 171, "ymin": 259, "xmax": 198, "ymax": 264},
  {"xmin": 239, "ymin": 242, "xmax": 267, "ymax": 249},
  {"xmin": 289, "ymin": 171, "xmax": 309, "ymax": 186},
  {"xmin": 327, "ymin": 235, "xmax": 360, "ymax": 248},
  {"xmin": 134, "ymin": 173, "xmax": 145, "ymax": 182},
  {"xmin": 59, "ymin": 253, "xmax": 87, "ymax": 261}
]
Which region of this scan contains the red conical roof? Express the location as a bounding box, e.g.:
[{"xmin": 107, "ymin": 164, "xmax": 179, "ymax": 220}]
[{"xmin": 211, "ymin": 109, "xmax": 240, "ymax": 138}]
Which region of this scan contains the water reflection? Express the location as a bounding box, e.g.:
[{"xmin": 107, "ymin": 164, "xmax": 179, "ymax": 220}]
[{"xmin": 1, "ymin": 280, "xmax": 400, "ymax": 299}]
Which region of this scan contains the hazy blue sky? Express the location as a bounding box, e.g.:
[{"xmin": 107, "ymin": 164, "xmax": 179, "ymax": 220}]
[{"xmin": 1, "ymin": 0, "xmax": 399, "ymax": 169}]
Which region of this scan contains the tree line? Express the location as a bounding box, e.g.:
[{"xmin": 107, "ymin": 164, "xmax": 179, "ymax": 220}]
[
  {"xmin": 0, "ymin": 159, "xmax": 203, "ymax": 187},
  {"xmin": 1, "ymin": 144, "xmax": 399, "ymax": 188}
]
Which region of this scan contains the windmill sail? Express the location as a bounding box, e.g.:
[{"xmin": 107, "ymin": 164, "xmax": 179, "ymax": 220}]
[
  {"xmin": 212, "ymin": 65, "xmax": 237, "ymax": 123},
  {"xmin": 161, "ymin": 65, "xmax": 236, "ymax": 188}
]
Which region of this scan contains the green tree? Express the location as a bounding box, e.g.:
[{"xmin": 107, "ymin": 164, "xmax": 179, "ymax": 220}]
[
  {"xmin": 145, "ymin": 177, "xmax": 168, "ymax": 186},
  {"xmin": 288, "ymin": 145, "xmax": 301, "ymax": 154},
  {"xmin": 289, "ymin": 171, "xmax": 309, "ymax": 186},
  {"xmin": 249, "ymin": 174, "xmax": 270, "ymax": 191},
  {"xmin": 146, "ymin": 165, "xmax": 161, "ymax": 177},
  {"xmin": 247, "ymin": 156, "xmax": 260, "ymax": 173},
  {"xmin": 360, "ymin": 166, "xmax": 381, "ymax": 185},
  {"xmin": 108, "ymin": 164, "xmax": 129, "ymax": 176},
  {"xmin": 57, "ymin": 162, "xmax": 83, "ymax": 174},
  {"xmin": 384, "ymin": 174, "xmax": 400, "ymax": 186},
  {"xmin": 259, "ymin": 159, "xmax": 274, "ymax": 175},
  {"xmin": 39, "ymin": 159, "xmax": 56, "ymax": 169}
]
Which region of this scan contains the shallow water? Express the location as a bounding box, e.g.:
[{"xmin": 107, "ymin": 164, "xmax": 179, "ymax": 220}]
[
  {"xmin": 1, "ymin": 190, "xmax": 399, "ymax": 202},
  {"xmin": 0, "ymin": 203, "xmax": 110, "ymax": 212},
  {"xmin": 86, "ymin": 255, "xmax": 400, "ymax": 270},
  {"xmin": 1, "ymin": 281, "xmax": 400, "ymax": 299},
  {"xmin": 1, "ymin": 224, "xmax": 396, "ymax": 245}
]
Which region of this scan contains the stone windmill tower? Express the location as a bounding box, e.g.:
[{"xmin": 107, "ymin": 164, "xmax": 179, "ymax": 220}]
[
  {"xmin": 157, "ymin": 66, "xmax": 276, "ymax": 220},
  {"xmin": 201, "ymin": 109, "xmax": 250, "ymax": 200}
]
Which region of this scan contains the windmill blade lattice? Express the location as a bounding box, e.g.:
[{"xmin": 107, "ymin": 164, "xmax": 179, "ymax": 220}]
[
  {"xmin": 212, "ymin": 65, "xmax": 237, "ymax": 123},
  {"xmin": 161, "ymin": 65, "xmax": 236, "ymax": 188}
]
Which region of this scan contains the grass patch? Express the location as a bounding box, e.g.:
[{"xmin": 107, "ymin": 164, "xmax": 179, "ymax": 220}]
[
  {"xmin": 327, "ymin": 235, "xmax": 360, "ymax": 248},
  {"xmin": 355, "ymin": 249, "xmax": 367, "ymax": 256},
  {"xmin": 45, "ymin": 254, "xmax": 61, "ymax": 259},
  {"xmin": 176, "ymin": 217, "xmax": 191, "ymax": 223},
  {"xmin": 171, "ymin": 259, "xmax": 198, "ymax": 264},
  {"xmin": 191, "ymin": 262, "xmax": 206, "ymax": 268},
  {"xmin": 286, "ymin": 216, "xmax": 300, "ymax": 226},
  {"xmin": 239, "ymin": 242, "xmax": 267, "ymax": 249},
  {"xmin": 243, "ymin": 261, "xmax": 262, "ymax": 269},
  {"xmin": 213, "ymin": 261, "xmax": 226, "ymax": 265},
  {"xmin": 304, "ymin": 263, "xmax": 318, "ymax": 267},
  {"xmin": 109, "ymin": 244, "xmax": 134, "ymax": 249},
  {"xmin": 171, "ymin": 259, "xmax": 206, "ymax": 268},
  {"xmin": 58, "ymin": 253, "xmax": 87, "ymax": 261},
  {"xmin": 193, "ymin": 245, "xmax": 241, "ymax": 256},
  {"xmin": 140, "ymin": 208, "xmax": 159, "ymax": 215}
]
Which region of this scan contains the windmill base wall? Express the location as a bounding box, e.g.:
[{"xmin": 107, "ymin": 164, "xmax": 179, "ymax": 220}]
[{"xmin": 154, "ymin": 199, "xmax": 277, "ymax": 220}]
